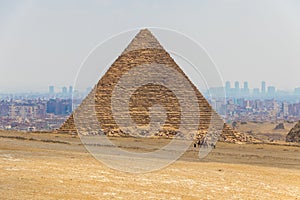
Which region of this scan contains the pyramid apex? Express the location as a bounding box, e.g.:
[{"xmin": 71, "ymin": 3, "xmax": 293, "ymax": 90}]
[
  {"xmin": 122, "ymin": 28, "xmax": 163, "ymax": 55},
  {"xmin": 139, "ymin": 28, "xmax": 152, "ymax": 33}
]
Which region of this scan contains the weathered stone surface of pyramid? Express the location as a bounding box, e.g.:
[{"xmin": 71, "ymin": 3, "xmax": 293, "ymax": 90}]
[
  {"xmin": 59, "ymin": 29, "xmax": 258, "ymax": 143},
  {"xmin": 286, "ymin": 121, "xmax": 300, "ymax": 143}
]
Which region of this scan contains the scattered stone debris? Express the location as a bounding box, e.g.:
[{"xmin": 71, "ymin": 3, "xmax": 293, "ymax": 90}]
[
  {"xmin": 274, "ymin": 123, "xmax": 285, "ymax": 130},
  {"xmin": 286, "ymin": 121, "xmax": 300, "ymax": 143}
]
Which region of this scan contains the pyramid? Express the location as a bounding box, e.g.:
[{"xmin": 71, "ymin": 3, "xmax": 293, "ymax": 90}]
[
  {"xmin": 59, "ymin": 29, "xmax": 257, "ymax": 143},
  {"xmin": 286, "ymin": 121, "xmax": 300, "ymax": 143}
]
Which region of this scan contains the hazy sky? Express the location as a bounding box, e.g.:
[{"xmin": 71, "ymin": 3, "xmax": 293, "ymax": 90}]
[{"xmin": 0, "ymin": 0, "xmax": 300, "ymax": 92}]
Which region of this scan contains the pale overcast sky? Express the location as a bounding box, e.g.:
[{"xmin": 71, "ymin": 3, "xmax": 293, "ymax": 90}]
[{"xmin": 0, "ymin": 0, "xmax": 300, "ymax": 92}]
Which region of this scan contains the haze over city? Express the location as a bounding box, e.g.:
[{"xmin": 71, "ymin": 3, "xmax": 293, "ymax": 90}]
[{"xmin": 0, "ymin": 0, "xmax": 300, "ymax": 92}]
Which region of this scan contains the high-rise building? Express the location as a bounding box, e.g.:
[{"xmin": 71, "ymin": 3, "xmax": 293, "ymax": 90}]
[
  {"xmin": 62, "ymin": 86, "xmax": 68, "ymax": 94},
  {"xmin": 234, "ymin": 81, "xmax": 240, "ymax": 96},
  {"xmin": 234, "ymin": 81, "xmax": 239, "ymax": 90},
  {"xmin": 225, "ymin": 81, "xmax": 231, "ymax": 91},
  {"xmin": 49, "ymin": 86, "xmax": 54, "ymax": 94},
  {"xmin": 267, "ymin": 86, "xmax": 276, "ymax": 96},
  {"xmin": 46, "ymin": 99, "xmax": 72, "ymax": 115},
  {"xmin": 261, "ymin": 81, "xmax": 266, "ymax": 94},
  {"xmin": 282, "ymin": 102, "xmax": 289, "ymax": 117},
  {"xmin": 243, "ymin": 81, "xmax": 248, "ymax": 90},
  {"xmin": 69, "ymin": 86, "xmax": 73, "ymax": 94},
  {"xmin": 243, "ymin": 81, "xmax": 249, "ymax": 95},
  {"xmin": 225, "ymin": 81, "xmax": 231, "ymax": 97}
]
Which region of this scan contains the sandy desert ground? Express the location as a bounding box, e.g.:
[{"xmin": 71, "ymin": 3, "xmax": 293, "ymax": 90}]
[
  {"xmin": 235, "ymin": 121, "xmax": 297, "ymax": 142},
  {"xmin": 0, "ymin": 130, "xmax": 300, "ymax": 200}
]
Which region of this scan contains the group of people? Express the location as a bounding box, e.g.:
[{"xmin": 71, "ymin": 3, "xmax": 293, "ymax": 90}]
[{"xmin": 193, "ymin": 139, "xmax": 216, "ymax": 149}]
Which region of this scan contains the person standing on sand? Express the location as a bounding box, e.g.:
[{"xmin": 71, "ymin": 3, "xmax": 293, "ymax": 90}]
[{"xmin": 197, "ymin": 139, "xmax": 201, "ymax": 147}]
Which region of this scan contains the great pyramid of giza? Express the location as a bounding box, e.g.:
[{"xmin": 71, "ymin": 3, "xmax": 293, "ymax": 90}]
[
  {"xmin": 59, "ymin": 29, "xmax": 258, "ymax": 143},
  {"xmin": 286, "ymin": 121, "xmax": 300, "ymax": 143}
]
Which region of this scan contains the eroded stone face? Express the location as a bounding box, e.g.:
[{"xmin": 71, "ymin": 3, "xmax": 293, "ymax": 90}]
[
  {"xmin": 286, "ymin": 121, "xmax": 300, "ymax": 143},
  {"xmin": 59, "ymin": 29, "xmax": 258, "ymax": 143}
]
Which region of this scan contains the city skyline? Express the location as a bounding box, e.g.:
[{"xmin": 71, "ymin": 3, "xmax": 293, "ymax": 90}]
[
  {"xmin": 224, "ymin": 80, "xmax": 300, "ymax": 94},
  {"xmin": 2, "ymin": 80, "xmax": 300, "ymax": 94},
  {"xmin": 2, "ymin": 89, "xmax": 300, "ymax": 132}
]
